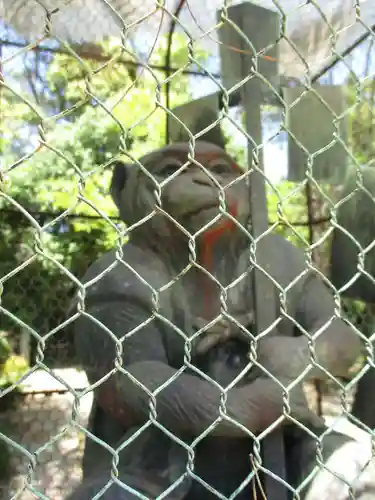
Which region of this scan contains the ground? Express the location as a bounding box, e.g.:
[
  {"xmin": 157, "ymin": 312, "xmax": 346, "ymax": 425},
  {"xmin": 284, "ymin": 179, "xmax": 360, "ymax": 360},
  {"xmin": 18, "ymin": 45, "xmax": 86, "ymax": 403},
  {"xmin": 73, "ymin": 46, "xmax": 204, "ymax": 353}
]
[{"xmin": 0, "ymin": 369, "xmax": 367, "ymax": 499}]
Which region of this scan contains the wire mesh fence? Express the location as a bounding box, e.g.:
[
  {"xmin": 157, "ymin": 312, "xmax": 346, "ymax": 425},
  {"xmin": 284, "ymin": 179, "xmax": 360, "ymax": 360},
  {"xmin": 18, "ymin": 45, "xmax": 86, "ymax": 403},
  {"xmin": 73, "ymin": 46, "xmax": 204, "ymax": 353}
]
[{"xmin": 1, "ymin": 1, "xmax": 375, "ymax": 499}]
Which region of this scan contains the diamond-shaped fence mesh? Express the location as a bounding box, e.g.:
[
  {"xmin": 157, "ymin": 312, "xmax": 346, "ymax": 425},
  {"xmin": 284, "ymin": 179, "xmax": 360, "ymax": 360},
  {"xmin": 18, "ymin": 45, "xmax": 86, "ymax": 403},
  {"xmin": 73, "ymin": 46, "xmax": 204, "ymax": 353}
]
[{"xmin": 1, "ymin": 1, "xmax": 375, "ymax": 499}]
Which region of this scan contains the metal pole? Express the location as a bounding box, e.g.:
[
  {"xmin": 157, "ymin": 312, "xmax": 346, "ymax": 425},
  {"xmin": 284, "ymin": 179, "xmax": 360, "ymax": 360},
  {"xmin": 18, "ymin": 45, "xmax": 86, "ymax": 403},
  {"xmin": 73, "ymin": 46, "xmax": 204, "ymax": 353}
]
[{"xmin": 241, "ymin": 79, "xmax": 288, "ymax": 499}]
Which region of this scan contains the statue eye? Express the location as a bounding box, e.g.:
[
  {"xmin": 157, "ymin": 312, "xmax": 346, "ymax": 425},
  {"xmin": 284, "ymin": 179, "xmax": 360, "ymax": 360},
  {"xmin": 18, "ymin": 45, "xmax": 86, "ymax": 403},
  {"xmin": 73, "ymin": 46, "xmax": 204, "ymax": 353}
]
[
  {"xmin": 210, "ymin": 159, "xmax": 231, "ymax": 174},
  {"xmin": 159, "ymin": 158, "xmax": 183, "ymax": 178},
  {"xmin": 161, "ymin": 165, "xmax": 178, "ymax": 177}
]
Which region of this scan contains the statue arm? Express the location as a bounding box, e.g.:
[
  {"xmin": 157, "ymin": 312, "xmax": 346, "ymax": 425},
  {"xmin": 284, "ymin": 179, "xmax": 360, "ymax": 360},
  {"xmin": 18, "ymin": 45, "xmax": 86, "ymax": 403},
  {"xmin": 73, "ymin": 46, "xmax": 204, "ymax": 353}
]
[
  {"xmin": 76, "ymin": 299, "xmax": 297, "ymax": 438},
  {"xmin": 295, "ymin": 275, "xmax": 362, "ymax": 379}
]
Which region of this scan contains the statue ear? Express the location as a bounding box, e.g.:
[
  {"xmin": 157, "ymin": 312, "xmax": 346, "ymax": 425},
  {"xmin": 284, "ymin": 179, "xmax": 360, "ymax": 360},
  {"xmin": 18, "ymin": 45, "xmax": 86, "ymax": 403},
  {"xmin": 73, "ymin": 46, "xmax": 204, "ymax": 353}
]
[
  {"xmin": 174, "ymin": 106, "xmax": 226, "ymax": 149},
  {"xmin": 193, "ymin": 109, "xmax": 226, "ymax": 149},
  {"xmin": 110, "ymin": 161, "xmax": 131, "ymax": 210}
]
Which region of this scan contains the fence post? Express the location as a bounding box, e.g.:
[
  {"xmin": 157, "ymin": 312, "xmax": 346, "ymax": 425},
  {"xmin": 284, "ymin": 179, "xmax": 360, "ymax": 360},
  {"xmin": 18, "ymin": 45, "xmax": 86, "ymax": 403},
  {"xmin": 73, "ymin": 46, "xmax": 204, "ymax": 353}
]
[
  {"xmin": 218, "ymin": 3, "xmax": 287, "ymax": 498},
  {"xmin": 240, "ymin": 69, "xmax": 288, "ymax": 500}
]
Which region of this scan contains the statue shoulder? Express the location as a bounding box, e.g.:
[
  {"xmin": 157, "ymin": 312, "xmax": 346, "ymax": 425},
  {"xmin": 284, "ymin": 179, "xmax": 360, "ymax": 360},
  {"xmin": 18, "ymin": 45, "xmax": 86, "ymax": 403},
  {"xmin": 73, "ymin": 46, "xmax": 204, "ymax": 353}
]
[
  {"xmin": 69, "ymin": 243, "xmax": 170, "ymax": 311},
  {"xmin": 251, "ymin": 233, "xmax": 308, "ymax": 288},
  {"xmin": 263, "ymin": 232, "xmax": 305, "ymax": 266}
]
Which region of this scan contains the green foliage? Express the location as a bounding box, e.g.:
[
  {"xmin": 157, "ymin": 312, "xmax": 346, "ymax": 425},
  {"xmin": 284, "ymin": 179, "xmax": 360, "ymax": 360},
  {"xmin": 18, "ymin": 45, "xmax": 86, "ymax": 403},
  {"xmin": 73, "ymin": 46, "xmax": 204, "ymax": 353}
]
[
  {"xmin": 0, "ymin": 333, "xmax": 28, "ymax": 388},
  {"xmin": 0, "ymin": 87, "xmax": 34, "ymax": 157},
  {"xmin": 0, "ymin": 355, "xmax": 29, "ymax": 387},
  {"xmin": 346, "ymin": 75, "xmax": 375, "ymax": 165},
  {"xmin": 0, "ymin": 335, "xmax": 25, "ymax": 483},
  {"xmin": 0, "ymin": 335, "xmax": 11, "ymax": 365}
]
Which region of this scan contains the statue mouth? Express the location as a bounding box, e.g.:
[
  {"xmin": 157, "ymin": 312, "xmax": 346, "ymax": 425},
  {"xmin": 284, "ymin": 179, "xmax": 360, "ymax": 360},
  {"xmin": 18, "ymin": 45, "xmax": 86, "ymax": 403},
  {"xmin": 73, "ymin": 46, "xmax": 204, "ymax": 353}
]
[{"xmin": 186, "ymin": 203, "xmax": 220, "ymax": 218}]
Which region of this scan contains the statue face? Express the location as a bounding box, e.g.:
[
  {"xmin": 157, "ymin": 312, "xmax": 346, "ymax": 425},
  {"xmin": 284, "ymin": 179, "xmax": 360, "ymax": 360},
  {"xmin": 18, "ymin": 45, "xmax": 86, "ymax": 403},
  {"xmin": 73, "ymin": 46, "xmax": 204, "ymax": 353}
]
[{"xmin": 110, "ymin": 141, "xmax": 250, "ymax": 237}]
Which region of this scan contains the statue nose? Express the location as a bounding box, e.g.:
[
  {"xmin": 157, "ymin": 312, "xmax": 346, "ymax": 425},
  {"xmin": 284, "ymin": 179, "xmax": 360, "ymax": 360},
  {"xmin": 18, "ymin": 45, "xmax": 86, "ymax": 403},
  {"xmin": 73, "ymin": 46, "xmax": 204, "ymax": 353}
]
[{"xmin": 191, "ymin": 170, "xmax": 214, "ymax": 186}]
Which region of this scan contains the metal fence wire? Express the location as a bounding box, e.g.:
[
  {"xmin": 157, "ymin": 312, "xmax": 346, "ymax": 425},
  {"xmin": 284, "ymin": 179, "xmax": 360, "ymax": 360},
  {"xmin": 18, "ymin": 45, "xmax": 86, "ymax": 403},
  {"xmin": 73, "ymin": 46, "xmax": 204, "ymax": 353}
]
[{"xmin": 1, "ymin": 1, "xmax": 375, "ymax": 499}]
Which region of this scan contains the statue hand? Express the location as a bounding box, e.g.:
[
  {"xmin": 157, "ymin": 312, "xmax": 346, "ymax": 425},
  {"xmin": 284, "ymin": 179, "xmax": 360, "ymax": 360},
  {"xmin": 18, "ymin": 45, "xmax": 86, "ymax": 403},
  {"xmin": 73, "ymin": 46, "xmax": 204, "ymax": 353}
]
[{"xmin": 255, "ymin": 335, "xmax": 312, "ymax": 380}]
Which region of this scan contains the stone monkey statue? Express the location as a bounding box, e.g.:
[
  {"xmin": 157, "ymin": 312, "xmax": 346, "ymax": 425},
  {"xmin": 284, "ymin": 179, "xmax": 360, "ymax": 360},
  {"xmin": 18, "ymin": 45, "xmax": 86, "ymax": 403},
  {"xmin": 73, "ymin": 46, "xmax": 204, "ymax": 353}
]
[
  {"xmin": 330, "ymin": 164, "xmax": 375, "ymax": 430},
  {"xmin": 67, "ymin": 338, "xmax": 374, "ymax": 500},
  {"xmin": 66, "ymin": 138, "xmax": 368, "ymax": 499}
]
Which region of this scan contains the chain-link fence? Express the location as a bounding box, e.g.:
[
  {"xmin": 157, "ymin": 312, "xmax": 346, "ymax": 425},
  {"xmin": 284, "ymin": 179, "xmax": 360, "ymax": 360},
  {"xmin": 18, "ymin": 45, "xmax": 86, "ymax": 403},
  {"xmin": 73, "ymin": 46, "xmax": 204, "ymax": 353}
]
[{"xmin": 1, "ymin": 1, "xmax": 375, "ymax": 499}]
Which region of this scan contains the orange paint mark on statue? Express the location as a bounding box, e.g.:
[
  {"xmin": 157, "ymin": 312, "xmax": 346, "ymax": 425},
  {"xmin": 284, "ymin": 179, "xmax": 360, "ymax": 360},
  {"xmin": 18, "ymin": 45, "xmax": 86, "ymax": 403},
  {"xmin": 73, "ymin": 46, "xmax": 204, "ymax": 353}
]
[
  {"xmin": 183, "ymin": 151, "xmax": 242, "ymax": 316},
  {"xmin": 199, "ymin": 158, "xmax": 241, "ymax": 266},
  {"xmin": 201, "ymin": 201, "xmax": 238, "ymax": 316},
  {"xmin": 201, "ymin": 201, "xmax": 238, "ymax": 269},
  {"xmin": 198, "ymin": 158, "xmax": 241, "ymax": 316},
  {"xmin": 97, "ymin": 382, "xmax": 136, "ymax": 428}
]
